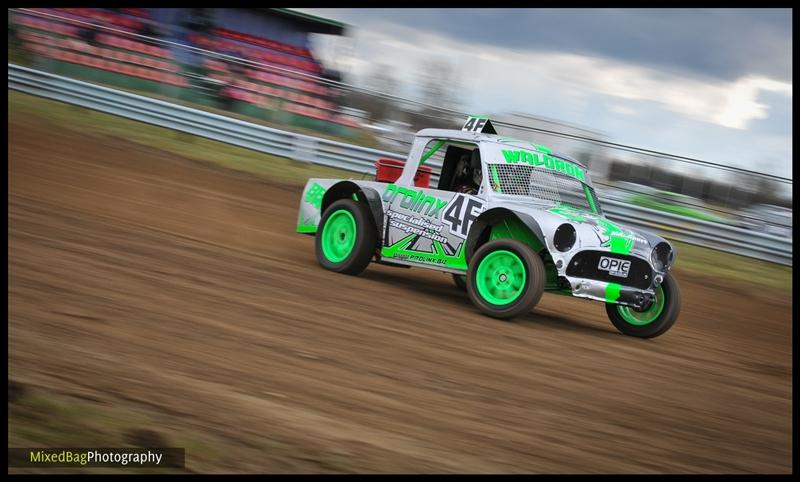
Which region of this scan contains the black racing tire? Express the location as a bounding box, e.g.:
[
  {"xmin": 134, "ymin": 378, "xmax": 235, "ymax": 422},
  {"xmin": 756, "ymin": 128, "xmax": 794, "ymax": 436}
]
[
  {"xmin": 466, "ymin": 239, "xmax": 545, "ymax": 319},
  {"xmin": 315, "ymin": 199, "xmax": 377, "ymax": 275},
  {"xmin": 605, "ymin": 272, "xmax": 682, "ymax": 338},
  {"xmin": 452, "ymin": 273, "xmax": 468, "ymax": 291}
]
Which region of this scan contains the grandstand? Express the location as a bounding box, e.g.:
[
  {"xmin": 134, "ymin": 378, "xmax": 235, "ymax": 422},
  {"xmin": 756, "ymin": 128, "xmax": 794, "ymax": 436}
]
[{"xmin": 10, "ymin": 8, "xmax": 360, "ymax": 136}]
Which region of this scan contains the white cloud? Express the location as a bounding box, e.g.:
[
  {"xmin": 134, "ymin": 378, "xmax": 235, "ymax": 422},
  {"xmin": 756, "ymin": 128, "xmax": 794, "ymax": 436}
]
[
  {"xmin": 609, "ymin": 104, "xmax": 636, "ymax": 116},
  {"xmin": 714, "ymin": 77, "xmax": 793, "ymax": 129}
]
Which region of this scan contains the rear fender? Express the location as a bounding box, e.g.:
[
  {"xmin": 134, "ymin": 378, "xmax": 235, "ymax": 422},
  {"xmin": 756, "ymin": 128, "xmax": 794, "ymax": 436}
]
[{"xmin": 321, "ymin": 180, "xmax": 384, "ymax": 241}]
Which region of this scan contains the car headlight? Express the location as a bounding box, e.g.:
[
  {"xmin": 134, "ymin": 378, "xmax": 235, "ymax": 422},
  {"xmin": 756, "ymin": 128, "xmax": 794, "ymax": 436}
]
[
  {"xmin": 651, "ymin": 242, "xmax": 673, "ymax": 271},
  {"xmin": 553, "ymin": 223, "xmax": 577, "ymax": 252}
]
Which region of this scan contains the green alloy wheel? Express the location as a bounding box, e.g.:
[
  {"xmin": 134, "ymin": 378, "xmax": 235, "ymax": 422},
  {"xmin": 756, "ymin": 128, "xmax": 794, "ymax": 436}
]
[
  {"xmin": 475, "ymin": 250, "xmax": 527, "ymax": 305},
  {"xmin": 467, "ymin": 239, "xmax": 545, "ymax": 319},
  {"xmin": 315, "ymin": 198, "xmax": 377, "ymax": 275},
  {"xmin": 321, "ymin": 209, "xmax": 356, "ymax": 263},
  {"xmin": 605, "ymin": 273, "xmax": 681, "ymax": 338},
  {"xmin": 617, "ymin": 286, "xmax": 665, "ymax": 326}
]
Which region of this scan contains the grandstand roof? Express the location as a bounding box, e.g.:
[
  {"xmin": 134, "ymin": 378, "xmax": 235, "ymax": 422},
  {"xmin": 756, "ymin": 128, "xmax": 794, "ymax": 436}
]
[{"xmin": 264, "ymin": 9, "xmax": 347, "ymax": 36}]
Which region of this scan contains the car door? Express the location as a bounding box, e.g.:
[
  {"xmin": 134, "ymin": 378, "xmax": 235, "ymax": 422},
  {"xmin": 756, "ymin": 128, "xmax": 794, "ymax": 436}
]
[{"xmin": 380, "ymin": 139, "xmax": 487, "ymax": 271}]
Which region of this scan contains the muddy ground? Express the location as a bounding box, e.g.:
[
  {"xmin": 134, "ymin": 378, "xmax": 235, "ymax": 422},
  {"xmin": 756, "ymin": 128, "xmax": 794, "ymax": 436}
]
[{"xmin": 8, "ymin": 118, "xmax": 792, "ymax": 473}]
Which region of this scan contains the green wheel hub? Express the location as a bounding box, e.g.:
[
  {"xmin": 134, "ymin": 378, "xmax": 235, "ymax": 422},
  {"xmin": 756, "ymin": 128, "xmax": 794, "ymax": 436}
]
[
  {"xmin": 475, "ymin": 250, "xmax": 527, "ymax": 305},
  {"xmin": 321, "ymin": 209, "xmax": 357, "ymax": 263},
  {"xmin": 616, "ymin": 285, "xmax": 665, "ymax": 326}
]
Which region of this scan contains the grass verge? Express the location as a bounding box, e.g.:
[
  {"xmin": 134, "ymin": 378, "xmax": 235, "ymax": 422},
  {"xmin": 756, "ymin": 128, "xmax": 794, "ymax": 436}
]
[
  {"xmin": 9, "ymin": 382, "xmax": 199, "ymax": 473},
  {"xmin": 9, "ymin": 90, "xmax": 369, "ymax": 187},
  {"xmin": 670, "ymin": 239, "xmax": 791, "ymax": 295},
  {"xmin": 7, "ymin": 381, "xmax": 337, "ymax": 473}
]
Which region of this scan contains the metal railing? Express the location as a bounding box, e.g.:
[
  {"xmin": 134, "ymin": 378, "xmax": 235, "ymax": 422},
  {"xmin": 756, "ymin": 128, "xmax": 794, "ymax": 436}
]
[{"xmin": 8, "ymin": 64, "xmax": 793, "ymax": 265}]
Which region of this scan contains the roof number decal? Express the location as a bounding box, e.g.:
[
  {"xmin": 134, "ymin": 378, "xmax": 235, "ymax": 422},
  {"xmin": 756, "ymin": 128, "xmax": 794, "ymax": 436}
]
[{"xmin": 462, "ymin": 115, "xmax": 497, "ymax": 134}]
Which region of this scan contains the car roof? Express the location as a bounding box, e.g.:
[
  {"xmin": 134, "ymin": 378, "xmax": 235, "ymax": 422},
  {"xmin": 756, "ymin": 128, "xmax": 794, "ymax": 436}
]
[{"xmin": 415, "ymin": 128, "xmax": 587, "ymax": 169}]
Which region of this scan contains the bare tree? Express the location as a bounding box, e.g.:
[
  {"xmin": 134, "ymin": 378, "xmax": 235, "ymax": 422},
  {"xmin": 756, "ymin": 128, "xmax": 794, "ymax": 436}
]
[
  {"xmin": 356, "ymin": 64, "xmax": 401, "ymax": 121},
  {"xmin": 363, "ymin": 63, "xmax": 398, "ymax": 97},
  {"xmin": 753, "ymin": 176, "xmax": 786, "ymax": 207},
  {"xmin": 417, "ymin": 57, "xmax": 461, "ymax": 113}
]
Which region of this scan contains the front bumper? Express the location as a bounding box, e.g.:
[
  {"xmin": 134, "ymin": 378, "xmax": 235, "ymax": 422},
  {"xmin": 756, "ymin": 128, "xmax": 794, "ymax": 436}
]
[
  {"xmin": 566, "ymin": 277, "xmax": 657, "ymax": 310},
  {"xmin": 556, "ymin": 249, "xmax": 666, "ymax": 310}
]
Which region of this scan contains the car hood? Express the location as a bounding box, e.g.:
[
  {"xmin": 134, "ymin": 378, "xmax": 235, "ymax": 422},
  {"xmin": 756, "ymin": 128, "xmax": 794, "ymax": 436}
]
[{"xmin": 490, "ymin": 199, "xmax": 669, "ymax": 261}]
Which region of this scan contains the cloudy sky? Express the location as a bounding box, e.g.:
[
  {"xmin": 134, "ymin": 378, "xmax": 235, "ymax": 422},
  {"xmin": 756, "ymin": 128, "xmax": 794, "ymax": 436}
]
[{"xmin": 300, "ymin": 8, "xmax": 792, "ymax": 182}]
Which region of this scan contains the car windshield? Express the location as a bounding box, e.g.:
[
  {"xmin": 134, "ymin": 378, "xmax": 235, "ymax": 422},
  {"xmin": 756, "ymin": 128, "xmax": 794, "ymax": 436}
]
[{"xmin": 486, "ymin": 157, "xmax": 602, "ymax": 214}]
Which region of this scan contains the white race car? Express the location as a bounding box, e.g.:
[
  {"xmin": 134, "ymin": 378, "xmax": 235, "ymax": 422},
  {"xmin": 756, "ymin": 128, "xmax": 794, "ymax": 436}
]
[{"xmin": 297, "ymin": 116, "xmax": 681, "ymax": 338}]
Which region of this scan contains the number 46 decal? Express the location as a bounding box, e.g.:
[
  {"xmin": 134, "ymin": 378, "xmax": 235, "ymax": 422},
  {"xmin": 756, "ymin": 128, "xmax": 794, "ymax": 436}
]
[{"xmin": 442, "ymin": 194, "xmax": 485, "ymax": 238}]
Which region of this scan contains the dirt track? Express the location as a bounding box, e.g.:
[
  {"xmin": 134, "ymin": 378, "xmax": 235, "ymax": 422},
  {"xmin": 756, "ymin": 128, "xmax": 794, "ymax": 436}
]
[{"xmin": 8, "ymin": 118, "xmax": 792, "ymax": 473}]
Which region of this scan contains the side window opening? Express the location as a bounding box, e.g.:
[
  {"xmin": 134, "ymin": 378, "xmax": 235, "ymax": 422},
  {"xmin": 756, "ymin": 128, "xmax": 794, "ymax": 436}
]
[
  {"xmin": 377, "ymin": 139, "xmax": 445, "ymax": 188},
  {"xmin": 417, "ymin": 139, "xmax": 444, "ymax": 189},
  {"xmin": 436, "ymin": 142, "xmax": 482, "ymax": 194}
]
